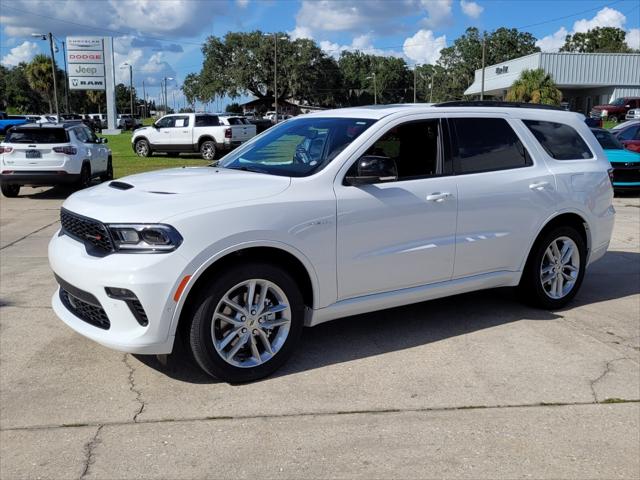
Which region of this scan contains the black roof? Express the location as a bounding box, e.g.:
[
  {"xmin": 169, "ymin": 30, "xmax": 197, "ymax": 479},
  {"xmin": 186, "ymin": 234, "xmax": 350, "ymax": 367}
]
[{"xmin": 435, "ymin": 101, "xmax": 565, "ymax": 111}]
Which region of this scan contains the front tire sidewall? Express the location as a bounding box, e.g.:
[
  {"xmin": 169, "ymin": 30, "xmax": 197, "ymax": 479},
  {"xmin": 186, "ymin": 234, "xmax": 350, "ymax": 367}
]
[
  {"xmin": 135, "ymin": 139, "xmax": 151, "ymax": 157},
  {"xmin": 1, "ymin": 184, "xmax": 20, "ymax": 197},
  {"xmin": 200, "ymin": 141, "xmax": 216, "ymax": 161},
  {"xmin": 77, "ymin": 164, "xmax": 91, "ymax": 189},
  {"xmin": 521, "ymin": 226, "xmax": 587, "ymax": 309},
  {"xmin": 101, "ymin": 158, "xmax": 113, "ymax": 182},
  {"xmin": 188, "ymin": 263, "xmax": 305, "ymax": 383}
]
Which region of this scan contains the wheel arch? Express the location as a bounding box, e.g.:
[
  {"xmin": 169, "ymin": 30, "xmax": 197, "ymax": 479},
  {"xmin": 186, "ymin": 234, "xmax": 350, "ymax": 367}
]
[
  {"xmin": 170, "ymin": 243, "xmax": 319, "ymax": 338},
  {"xmin": 197, "ymin": 135, "xmax": 216, "ymax": 148}
]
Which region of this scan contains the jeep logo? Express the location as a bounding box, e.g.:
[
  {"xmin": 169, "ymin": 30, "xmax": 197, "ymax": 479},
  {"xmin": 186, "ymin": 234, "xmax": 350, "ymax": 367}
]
[{"xmin": 73, "ymin": 65, "xmax": 98, "ymax": 75}]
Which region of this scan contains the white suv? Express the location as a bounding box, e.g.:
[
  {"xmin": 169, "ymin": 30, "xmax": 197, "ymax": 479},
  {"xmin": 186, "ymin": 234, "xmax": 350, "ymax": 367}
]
[
  {"xmin": 48, "ymin": 103, "xmax": 615, "ymax": 382},
  {"xmin": 1, "ymin": 123, "xmax": 112, "ymax": 197}
]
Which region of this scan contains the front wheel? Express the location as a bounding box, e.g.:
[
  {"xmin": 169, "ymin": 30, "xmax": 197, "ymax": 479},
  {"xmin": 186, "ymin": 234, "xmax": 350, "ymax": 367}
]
[
  {"xmin": 188, "ymin": 263, "xmax": 304, "ymax": 382},
  {"xmin": 134, "ymin": 139, "xmax": 151, "ymax": 157},
  {"xmin": 1, "ymin": 184, "xmax": 20, "ymax": 198},
  {"xmin": 200, "ymin": 140, "xmax": 216, "ymax": 161},
  {"xmin": 100, "ymin": 157, "xmax": 114, "ymax": 182},
  {"xmin": 77, "ymin": 164, "xmax": 91, "ymax": 189},
  {"xmin": 518, "ymin": 226, "xmax": 586, "ymax": 309}
]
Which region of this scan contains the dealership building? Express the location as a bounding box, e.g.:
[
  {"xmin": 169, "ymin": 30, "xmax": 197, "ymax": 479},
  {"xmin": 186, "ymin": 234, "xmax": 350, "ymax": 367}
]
[{"xmin": 464, "ymin": 52, "xmax": 640, "ymax": 113}]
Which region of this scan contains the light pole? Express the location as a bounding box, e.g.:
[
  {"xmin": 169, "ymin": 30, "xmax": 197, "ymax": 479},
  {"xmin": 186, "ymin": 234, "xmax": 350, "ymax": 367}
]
[
  {"xmin": 162, "ymin": 77, "xmax": 174, "ymax": 114},
  {"xmin": 264, "ymin": 33, "xmax": 287, "ymax": 123},
  {"xmin": 32, "ymin": 33, "xmax": 59, "ymax": 117},
  {"xmin": 142, "ymin": 80, "xmax": 147, "ymax": 118},
  {"xmin": 480, "ymin": 32, "xmax": 486, "ymax": 101},
  {"xmin": 121, "ymin": 63, "xmax": 134, "ymax": 115},
  {"xmin": 366, "ymin": 72, "xmax": 377, "ymax": 104},
  {"xmin": 61, "ymin": 40, "xmax": 70, "ymax": 113},
  {"xmin": 414, "ymin": 65, "xmax": 418, "ymax": 103}
]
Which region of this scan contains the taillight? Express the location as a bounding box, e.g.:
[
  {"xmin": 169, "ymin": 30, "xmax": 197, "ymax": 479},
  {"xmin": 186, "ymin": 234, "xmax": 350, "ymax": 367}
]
[
  {"xmin": 607, "ymin": 168, "xmax": 615, "ymax": 186},
  {"xmin": 0, "ymin": 146, "xmax": 13, "ymax": 154},
  {"xmin": 224, "ymin": 128, "xmax": 232, "ymax": 139},
  {"xmin": 53, "ymin": 146, "xmax": 77, "ymax": 155}
]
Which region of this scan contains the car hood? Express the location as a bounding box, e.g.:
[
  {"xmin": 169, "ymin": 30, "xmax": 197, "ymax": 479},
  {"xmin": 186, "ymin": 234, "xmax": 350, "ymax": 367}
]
[
  {"xmin": 62, "ymin": 167, "xmax": 291, "ymax": 223},
  {"xmin": 603, "ymin": 148, "xmax": 640, "ymax": 164}
]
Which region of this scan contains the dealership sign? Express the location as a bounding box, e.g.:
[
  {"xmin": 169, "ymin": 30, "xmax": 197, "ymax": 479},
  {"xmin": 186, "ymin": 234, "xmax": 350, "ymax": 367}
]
[{"xmin": 66, "ymin": 36, "xmax": 105, "ymax": 90}]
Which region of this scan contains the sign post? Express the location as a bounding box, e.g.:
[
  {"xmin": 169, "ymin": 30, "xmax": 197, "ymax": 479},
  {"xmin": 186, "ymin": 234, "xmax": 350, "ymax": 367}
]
[{"xmin": 66, "ymin": 36, "xmax": 119, "ymax": 134}]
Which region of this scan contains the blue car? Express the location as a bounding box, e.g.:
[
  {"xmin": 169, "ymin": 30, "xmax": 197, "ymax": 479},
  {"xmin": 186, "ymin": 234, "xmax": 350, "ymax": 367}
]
[{"xmin": 591, "ymin": 128, "xmax": 640, "ymax": 190}]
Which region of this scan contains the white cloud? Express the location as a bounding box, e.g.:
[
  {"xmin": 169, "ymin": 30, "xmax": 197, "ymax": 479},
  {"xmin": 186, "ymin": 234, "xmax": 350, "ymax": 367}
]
[
  {"xmin": 627, "ymin": 29, "xmax": 640, "ymax": 50},
  {"xmin": 420, "ymin": 0, "xmax": 453, "ymax": 28},
  {"xmin": 1, "ymin": 41, "xmax": 39, "ymax": 67},
  {"xmin": 236, "ymin": 0, "xmax": 249, "ymax": 7},
  {"xmin": 319, "ymin": 34, "xmax": 403, "ymax": 58},
  {"xmin": 536, "ymin": 27, "xmax": 568, "ymax": 52},
  {"xmin": 403, "ymin": 29, "xmax": 447, "ymax": 65},
  {"xmin": 289, "ymin": 25, "xmax": 314, "ymax": 40},
  {"xmin": 459, "ymin": 0, "xmax": 483, "ymax": 19},
  {"xmin": 536, "ymin": 7, "xmax": 628, "ymax": 52}
]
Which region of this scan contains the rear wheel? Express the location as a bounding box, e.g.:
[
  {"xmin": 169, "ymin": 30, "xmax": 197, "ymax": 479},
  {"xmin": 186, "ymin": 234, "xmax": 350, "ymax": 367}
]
[
  {"xmin": 518, "ymin": 226, "xmax": 586, "ymax": 309},
  {"xmin": 77, "ymin": 164, "xmax": 91, "ymax": 189},
  {"xmin": 200, "ymin": 140, "xmax": 216, "ymax": 161},
  {"xmin": 135, "ymin": 139, "xmax": 151, "ymax": 157},
  {"xmin": 1, "ymin": 184, "xmax": 20, "ymax": 198},
  {"xmin": 100, "ymin": 157, "xmax": 114, "ymax": 182},
  {"xmin": 188, "ymin": 262, "xmax": 304, "ymax": 382}
]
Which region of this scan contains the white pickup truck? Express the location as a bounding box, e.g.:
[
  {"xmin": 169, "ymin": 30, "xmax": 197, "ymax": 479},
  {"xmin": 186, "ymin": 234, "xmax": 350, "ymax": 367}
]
[{"xmin": 131, "ymin": 113, "xmax": 256, "ymax": 160}]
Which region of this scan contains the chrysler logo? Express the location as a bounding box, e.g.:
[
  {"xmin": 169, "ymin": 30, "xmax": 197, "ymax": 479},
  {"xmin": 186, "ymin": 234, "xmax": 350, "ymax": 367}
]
[{"xmin": 84, "ymin": 233, "xmax": 103, "ymax": 241}]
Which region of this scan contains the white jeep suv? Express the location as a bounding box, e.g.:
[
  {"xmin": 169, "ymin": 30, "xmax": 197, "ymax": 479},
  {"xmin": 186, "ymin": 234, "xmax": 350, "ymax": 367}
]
[
  {"xmin": 1, "ymin": 123, "xmax": 112, "ymax": 197},
  {"xmin": 48, "ymin": 103, "xmax": 615, "ymax": 382}
]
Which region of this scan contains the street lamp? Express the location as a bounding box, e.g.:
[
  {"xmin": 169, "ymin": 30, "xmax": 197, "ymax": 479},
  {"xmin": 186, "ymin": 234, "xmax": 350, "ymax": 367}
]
[
  {"xmin": 264, "ymin": 33, "xmax": 287, "ymax": 123},
  {"xmin": 121, "ymin": 63, "xmax": 134, "ymax": 116},
  {"xmin": 162, "ymin": 77, "xmax": 174, "ymax": 114},
  {"xmin": 366, "ymin": 72, "xmax": 377, "ymax": 105},
  {"xmin": 32, "ymin": 32, "xmax": 59, "ymax": 118}
]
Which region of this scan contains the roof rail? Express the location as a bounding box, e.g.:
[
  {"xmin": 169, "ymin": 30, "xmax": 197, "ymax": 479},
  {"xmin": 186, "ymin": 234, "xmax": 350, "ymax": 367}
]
[{"xmin": 435, "ymin": 101, "xmax": 565, "ymax": 111}]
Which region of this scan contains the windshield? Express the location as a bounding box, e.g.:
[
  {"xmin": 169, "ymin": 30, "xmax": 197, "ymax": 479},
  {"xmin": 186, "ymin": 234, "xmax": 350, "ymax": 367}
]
[
  {"xmin": 592, "ymin": 129, "xmax": 623, "ymax": 150},
  {"xmin": 610, "ymin": 98, "xmax": 625, "ymax": 106},
  {"xmin": 5, "ymin": 128, "xmax": 69, "ymax": 144},
  {"xmin": 219, "ymin": 117, "xmax": 376, "ymax": 177}
]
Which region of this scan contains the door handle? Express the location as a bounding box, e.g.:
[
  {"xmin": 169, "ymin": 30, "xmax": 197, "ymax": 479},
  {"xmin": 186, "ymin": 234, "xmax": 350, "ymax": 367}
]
[
  {"xmin": 529, "ymin": 181, "xmax": 549, "ymax": 191},
  {"xmin": 426, "ymin": 192, "xmax": 452, "ymax": 202}
]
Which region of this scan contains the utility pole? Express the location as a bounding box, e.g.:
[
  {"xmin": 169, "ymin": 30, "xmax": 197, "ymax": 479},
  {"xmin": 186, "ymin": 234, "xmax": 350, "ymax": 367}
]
[
  {"xmin": 430, "ymin": 71, "xmax": 435, "ymax": 102},
  {"xmin": 61, "ymin": 40, "xmax": 69, "ymax": 113},
  {"xmin": 48, "ymin": 33, "xmax": 59, "ymax": 118},
  {"xmin": 414, "ymin": 66, "xmax": 417, "ymax": 103},
  {"xmin": 480, "ymin": 32, "xmax": 486, "ymax": 101},
  {"xmin": 370, "ymin": 72, "xmax": 377, "ymax": 104},
  {"xmin": 274, "ymin": 34, "xmax": 278, "ymax": 123},
  {"xmin": 128, "ymin": 64, "xmax": 133, "ymax": 116},
  {"xmin": 142, "ymin": 80, "xmax": 147, "ymax": 118}
]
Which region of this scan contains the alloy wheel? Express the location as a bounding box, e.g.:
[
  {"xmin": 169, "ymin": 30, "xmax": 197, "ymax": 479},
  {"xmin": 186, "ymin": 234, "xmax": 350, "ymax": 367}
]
[{"xmin": 540, "ymin": 236, "xmax": 580, "ymax": 299}]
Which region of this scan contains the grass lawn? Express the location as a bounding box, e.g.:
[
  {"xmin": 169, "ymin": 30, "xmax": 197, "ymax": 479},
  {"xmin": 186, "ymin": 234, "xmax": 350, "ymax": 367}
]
[{"xmin": 101, "ymin": 131, "xmax": 210, "ymax": 178}]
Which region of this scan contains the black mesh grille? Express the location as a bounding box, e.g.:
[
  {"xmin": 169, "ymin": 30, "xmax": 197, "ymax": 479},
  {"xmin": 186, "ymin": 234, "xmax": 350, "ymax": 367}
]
[
  {"xmin": 59, "ymin": 288, "xmax": 110, "ymax": 330},
  {"xmin": 60, "ymin": 208, "xmax": 114, "ymax": 253},
  {"xmin": 129, "ymin": 299, "xmax": 149, "ymax": 326},
  {"xmin": 612, "ymin": 166, "xmax": 640, "ymax": 183}
]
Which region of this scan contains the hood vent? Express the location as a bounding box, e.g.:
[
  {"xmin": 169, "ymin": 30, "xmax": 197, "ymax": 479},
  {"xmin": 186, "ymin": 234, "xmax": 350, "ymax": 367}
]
[{"xmin": 109, "ymin": 181, "xmax": 134, "ymax": 190}]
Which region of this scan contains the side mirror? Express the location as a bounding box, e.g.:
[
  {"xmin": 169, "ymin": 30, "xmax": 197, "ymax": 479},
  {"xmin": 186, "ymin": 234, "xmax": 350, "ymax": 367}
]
[
  {"xmin": 345, "ymin": 155, "xmax": 398, "ymax": 186},
  {"xmin": 152, "ymin": 122, "xmax": 159, "ymax": 129},
  {"xmin": 101, "ymin": 138, "xmax": 108, "ymax": 144}
]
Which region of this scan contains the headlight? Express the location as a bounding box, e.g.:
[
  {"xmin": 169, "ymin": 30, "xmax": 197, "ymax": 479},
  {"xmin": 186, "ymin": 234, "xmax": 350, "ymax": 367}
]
[{"xmin": 107, "ymin": 224, "xmax": 183, "ymax": 252}]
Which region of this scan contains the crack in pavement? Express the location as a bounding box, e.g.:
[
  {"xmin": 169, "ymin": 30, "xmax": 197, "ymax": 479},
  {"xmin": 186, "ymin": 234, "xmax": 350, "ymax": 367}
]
[
  {"xmin": 0, "ymin": 219, "xmax": 59, "ymax": 251},
  {"xmin": 3, "ymin": 398, "xmax": 639, "ymax": 433},
  {"xmin": 589, "ymin": 357, "xmax": 633, "ymax": 403},
  {"xmin": 79, "ymin": 424, "xmax": 103, "ymax": 479},
  {"xmin": 123, "ymin": 354, "xmax": 146, "ymax": 422}
]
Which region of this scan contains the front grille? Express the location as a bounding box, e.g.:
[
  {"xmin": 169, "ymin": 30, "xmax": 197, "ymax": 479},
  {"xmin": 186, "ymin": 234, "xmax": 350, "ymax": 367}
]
[
  {"xmin": 60, "ymin": 208, "xmax": 114, "ymax": 253},
  {"xmin": 59, "ymin": 288, "xmax": 110, "ymax": 330},
  {"xmin": 612, "ymin": 165, "xmax": 640, "ymax": 183}
]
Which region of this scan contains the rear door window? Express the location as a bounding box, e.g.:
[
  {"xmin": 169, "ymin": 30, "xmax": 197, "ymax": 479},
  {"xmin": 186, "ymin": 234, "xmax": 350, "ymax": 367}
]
[
  {"xmin": 616, "ymin": 125, "xmax": 640, "ymax": 141},
  {"xmin": 449, "ymin": 118, "xmax": 531, "ymax": 174},
  {"xmin": 6, "ymin": 128, "xmax": 69, "ymax": 143},
  {"xmin": 523, "ymin": 120, "xmax": 592, "ymax": 160},
  {"xmin": 195, "ymin": 115, "xmax": 219, "ymax": 127}
]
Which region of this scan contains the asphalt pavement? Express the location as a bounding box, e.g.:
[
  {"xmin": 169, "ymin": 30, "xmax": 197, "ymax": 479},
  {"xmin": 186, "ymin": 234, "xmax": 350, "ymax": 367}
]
[{"xmin": 1, "ymin": 187, "xmax": 638, "ymax": 479}]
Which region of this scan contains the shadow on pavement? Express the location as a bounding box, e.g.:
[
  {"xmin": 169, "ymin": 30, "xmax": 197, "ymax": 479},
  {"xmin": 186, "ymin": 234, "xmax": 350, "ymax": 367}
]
[{"xmin": 135, "ymin": 249, "xmax": 640, "ymax": 385}]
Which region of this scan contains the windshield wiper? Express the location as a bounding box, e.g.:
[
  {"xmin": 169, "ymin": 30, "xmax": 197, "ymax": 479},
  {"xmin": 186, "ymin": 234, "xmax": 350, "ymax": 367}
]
[{"xmin": 224, "ymin": 165, "xmax": 269, "ymax": 174}]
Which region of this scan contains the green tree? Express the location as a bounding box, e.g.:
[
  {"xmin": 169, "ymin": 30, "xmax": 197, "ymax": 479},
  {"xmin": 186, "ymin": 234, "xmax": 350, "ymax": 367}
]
[
  {"xmin": 86, "ymin": 90, "xmax": 105, "ymax": 113},
  {"xmin": 181, "ymin": 72, "xmax": 201, "ymax": 108},
  {"xmin": 505, "ymin": 68, "xmax": 562, "ymax": 105},
  {"xmin": 25, "ymin": 54, "xmax": 55, "ymax": 113},
  {"xmin": 115, "ymin": 83, "xmax": 136, "ymax": 113},
  {"xmin": 225, "ymin": 102, "xmax": 243, "ymax": 113},
  {"xmin": 560, "ymin": 27, "xmax": 632, "ymax": 53},
  {"xmin": 414, "ymin": 64, "xmax": 448, "ymax": 103},
  {"xmin": 0, "ymin": 64, "xmax": 48, "ymax": 113}
]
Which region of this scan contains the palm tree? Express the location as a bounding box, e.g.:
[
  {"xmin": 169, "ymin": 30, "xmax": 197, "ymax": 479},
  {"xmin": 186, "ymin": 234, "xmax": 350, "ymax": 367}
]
[
  {"xmin": 505, "ymin": 69, "xmax": 562, "ymax": 105},
  {"xmin": 26, "ymin": 54, "xmax": 54, "ymax": 113},
  {"xmin": 86, "ymin": 90, "xmax": 105, "ymax": 113}
]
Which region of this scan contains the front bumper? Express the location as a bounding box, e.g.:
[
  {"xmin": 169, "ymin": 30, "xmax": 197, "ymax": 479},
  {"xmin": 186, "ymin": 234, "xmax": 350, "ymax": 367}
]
[
  {"xmin": 49, "ymin": 229, "xmax": 191, "ymax": 354},
  {"xmin": 1, "ymin": 171, "xmax": 80, "ymax": 186}
]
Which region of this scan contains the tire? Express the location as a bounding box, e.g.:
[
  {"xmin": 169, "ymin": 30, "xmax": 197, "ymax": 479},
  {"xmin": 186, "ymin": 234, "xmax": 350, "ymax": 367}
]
[
  {"xmin": 134, "ymin": 139, "xmax": 151, "ymax": 157},
  {"xmin": 200, "ymin": 140, "xmax": 216, "ymax": 161},
  {"xmin": 77, "ymin": 163, "xmax": 91, "ymax": 189},
  {"xmin": 100, "ymin": 157, "xmax": 114, "ymax": 182},
  {"xmin": 188, "ymin": 262, "xmax": 305, "ymax": 382},
  {"xmin": 609, "ymin": 115, "xmax": 619, "ymax": 124},
  {"xmin": 518, "ymin": 226, "xmax": 587, "ymax": 309},
  {"xmin": 1, "ymin": 184, "xmax": 20, "ymax": 198}
]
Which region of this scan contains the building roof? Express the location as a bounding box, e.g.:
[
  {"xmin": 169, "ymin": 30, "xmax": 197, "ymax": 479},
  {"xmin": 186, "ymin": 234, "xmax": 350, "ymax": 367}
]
[{"xmin": 465, "ymin": 52, "xmax": 640, "ymax": 96}]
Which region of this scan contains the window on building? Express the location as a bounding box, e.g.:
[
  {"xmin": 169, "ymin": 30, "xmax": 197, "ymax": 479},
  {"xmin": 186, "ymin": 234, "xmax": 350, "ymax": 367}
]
[
  {"xmin": 523, "ymin": 120, "xmax": 593, "ymax": 160},
  {"xmin": 449, "ymin": 118, "xmax": 531, "ymax": 174}
]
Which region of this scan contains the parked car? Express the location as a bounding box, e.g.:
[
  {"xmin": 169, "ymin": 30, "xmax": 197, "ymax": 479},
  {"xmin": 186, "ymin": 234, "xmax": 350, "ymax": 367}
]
[
  {"xmin": 0, "ymin": 112, "xmax": 28, "ymax": 134},
  {"xmin": 612, "ymin": 121, "xmax": 640, "ymax": 153},
  {"xmin": 625, "ymin": 109, "xmax": 640, "ymax": 120},
  {"xmin": 590, "ymin": 97, "xmax": 640, "ymax": 123},
  {"xmin": 0, "ymin": 122, "xmax": 112, "ymax": 197},
  {"xmin": 81, "ymin": 114, "xmax": 101, "ymax": 132},
  {"xmin": 590, "ymin": 128, "xmax": 640, "ymax": 191},
  {"xmin": 131, "ymin": 113, "xmax": 256, "ymax": 160},
  {"xmin": 25, "ymin": 115, "xmax": 56, "ymax": 125},
  {"xmin": 48, "ymin": 102, "xmax": 615, "ymax": 382},
  {"xmin": 218, "ymin": 115, "xmax": 257, "ymax": 134}
]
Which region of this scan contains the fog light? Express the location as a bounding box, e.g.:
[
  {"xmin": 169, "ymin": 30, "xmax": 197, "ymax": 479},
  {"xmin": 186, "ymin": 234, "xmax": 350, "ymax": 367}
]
[{"xmin": 105, "ymin": 287, "xmax": 137, "ymax": 300}]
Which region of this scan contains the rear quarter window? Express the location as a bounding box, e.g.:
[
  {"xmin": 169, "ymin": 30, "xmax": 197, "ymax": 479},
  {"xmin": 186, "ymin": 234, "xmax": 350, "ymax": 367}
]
[
  {"xmin": 523, "ymin": 120, "xmax": 593, "ymax": 160},
  {"xmin": 5, "ymin": 128, "xmax": 69, "ymax": 143}
]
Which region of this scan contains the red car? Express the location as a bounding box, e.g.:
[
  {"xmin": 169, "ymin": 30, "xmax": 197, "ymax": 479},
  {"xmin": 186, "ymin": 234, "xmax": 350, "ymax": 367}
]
[
  {"xmin": 591, "ymin": 97, "xmax": 640, "ymax": 123},
  {"xmin": 613, "ymin": 121, "xmax": 640, "ymax": 153}
]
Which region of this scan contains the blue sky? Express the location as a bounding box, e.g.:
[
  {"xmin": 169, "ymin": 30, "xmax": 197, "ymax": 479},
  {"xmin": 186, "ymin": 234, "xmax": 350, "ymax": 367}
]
[{"xmin": 1, "ymin": 0, "xmax": 639, "ymax": 109}]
